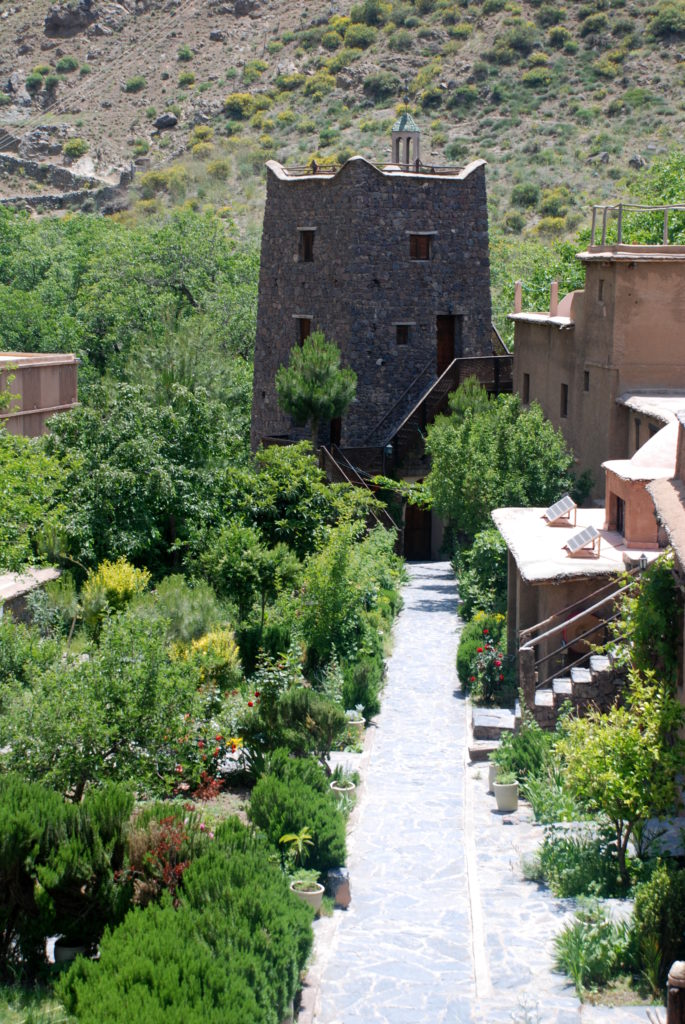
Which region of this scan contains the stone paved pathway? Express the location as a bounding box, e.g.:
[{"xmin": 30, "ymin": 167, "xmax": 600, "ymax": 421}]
[{"xmin": 304, "ymin": 562, "xmax": 653, "ymax": 1024}]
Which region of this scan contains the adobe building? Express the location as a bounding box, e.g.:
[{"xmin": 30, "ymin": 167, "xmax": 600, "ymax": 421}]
[
  {"xmin": 509, "ymin": 226, "xmax": 685, "ymax": 500},
  {"xmin": 0, "ymin": 352, "xmax": 78, "ymax": 437},
  {"xmin": 251, "ymin": 117, "xmax": 505, "ymax": 455}
]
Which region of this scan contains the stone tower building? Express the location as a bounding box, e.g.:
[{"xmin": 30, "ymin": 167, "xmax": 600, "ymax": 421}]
[{"xmin": 251, "ymin": 122, "xmax": 498, "ymax": 455}]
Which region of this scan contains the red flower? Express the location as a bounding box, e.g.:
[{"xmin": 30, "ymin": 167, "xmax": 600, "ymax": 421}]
[
  {"xmin": 215, "ymin": 734, "xmax": 222, "ymax": 742},
  {"xmin": 495, "ymin": 660, "xmax": 501, "ymax": 668},
  {"xmin": 470, "ymin": 676, "xmax": 476, "ymax": 682},
  {"xmin": 175, "ymin": 765, "xmax": 183, "ymax": 774},
  {"xmin": 213, "ymin": 747, "xmax": 220, "ymax": 757},
  {"xmin": 477, "ymin": 647, "xmax": 483, "ymax": 653},
  {"xmin": 254, "ymin": 691, "xmax": 261, "ymax": 697},
  {"xmin": 248, "ymin": 701, "xmax": 254, "ymax": 707},
  {"xmin": 483, "ymin": 628, "xmax": 489, "ymax": 635},
  {"xmin": 499, "ymin": 674, "xmax": 504, "ymax": 681},
  {"xmin": 198, "ymin": 740, "xmax": 205, "ymax": 748}
]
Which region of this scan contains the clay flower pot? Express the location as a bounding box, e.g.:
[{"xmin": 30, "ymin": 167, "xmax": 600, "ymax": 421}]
[
  {"xmin": 330, "ymin": 779, "xmax": 356, "ymax": 799},
  {"xmin": 487, "ymin": 762, "xmax": 499, "ymax": 793}
]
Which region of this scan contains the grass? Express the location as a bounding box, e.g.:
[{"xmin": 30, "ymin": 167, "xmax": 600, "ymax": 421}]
[{"xmin": 0, "ymin": 982, "xmax": 72, "ymax": 1024}]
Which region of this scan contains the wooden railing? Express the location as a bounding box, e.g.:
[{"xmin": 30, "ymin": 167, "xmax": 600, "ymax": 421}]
[{"xmin": 590, "ymin": 202, "xmax": 685, "ymax": 246}]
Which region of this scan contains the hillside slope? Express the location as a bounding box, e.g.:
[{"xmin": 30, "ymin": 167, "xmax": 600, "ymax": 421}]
[{"xmin": 0, "ymin": 0, "xmax": 684, "ymax": 233}]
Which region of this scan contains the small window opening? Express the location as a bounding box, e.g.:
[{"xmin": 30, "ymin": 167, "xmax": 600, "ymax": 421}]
[
  {"xmin": 296, "ymin": 317, "xmax": 312, "ymax": 345},
  {"xmin": 299, "ymin": 230, "xmax": 315, "ymax": 263},
  {"xmin": 560, "ymin": 382, "xmax": 568, "ymax": 419},
  {"xmin": 523, "ymin": 372, "xmax": 530, "ymax": 405},
  {"xmin": 409, "ymin": 234, "xmax": 431, "ymax": 261},
  {"xmin": 583, "ymin": 370, "xmax": 590, "ymax": 392},
  {"xmin": 598, "ymin": 278, "xmax": 605, "ymax": 302},
  {"xmin": 648, "ymin": 422, "xmax": 659, "ymax": 439},
  {"xmin": 396, "ymin": 324, "xmax": 410, "ymax": 346},
  {"xmin": 635, "ymin": 418, "xmax": 641, "ymax": 452}
]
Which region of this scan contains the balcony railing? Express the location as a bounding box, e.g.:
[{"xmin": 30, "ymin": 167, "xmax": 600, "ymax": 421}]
[{"xmin": 590, "ymin": 202, "xmax": 685, "ymax": 246}]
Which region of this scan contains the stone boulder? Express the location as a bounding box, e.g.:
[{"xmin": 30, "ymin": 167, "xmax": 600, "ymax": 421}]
[
  {"xmin": 7, "ymin": 72, "xmax": 32, "ymax": 108},
  {"xmin": 44, "ymin": 1, "xmax": 97, "ymax": 36},
  {"xmin": 153, "ymin": 111, "xmax": 178, "ymax": 129}
]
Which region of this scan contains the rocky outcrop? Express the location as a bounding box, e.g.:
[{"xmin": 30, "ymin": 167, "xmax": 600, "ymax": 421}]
[
  {"xmin": 18, "ymin": 126, "xmax": 71, "ymax": 159},
  {"xmin": 6, "ymin": 71, "xmax": 32, "ymax": 108},
  {"xmin": 44, "ymin": 1, "xmax": 98, "ymax": 36}
]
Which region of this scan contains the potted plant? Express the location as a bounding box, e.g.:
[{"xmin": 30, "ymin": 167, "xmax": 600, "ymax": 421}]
[
  {"xmin": 289, "ymin": 868, "xmax": 325, "ymax": 912},
  {"xmin": 279, "ymin": 827, "xmax": 325, "ymax": 912},
  {"xmin": 329, "ymin": 765, "xmax": 357, "ymax": 800},
  {"xmin": 345, "ymin": 704, "xmax": 365, "ymax": 742},
  {"xmin": 492, "ymin": 771, "xmax": 519, "ymax": 812}
]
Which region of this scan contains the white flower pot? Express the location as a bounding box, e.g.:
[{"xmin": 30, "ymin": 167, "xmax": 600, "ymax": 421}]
[
  {"xmin": 54, "ymin": 940, "xmax": 87, "ymax": 963},
  {"xmin": 330, "ymin": 780, "xmax": 356, "ymax": 799},
  {"xmin": 493, "ymin": 780, "xmax": 519, "ymax": 813},
  {"xmin": 487, "ymin": 762, "xmax": 499, "ymax": 793},
  {"xmin": 290, "ymin": 880, "xmax": 325, "ymax": 912}
]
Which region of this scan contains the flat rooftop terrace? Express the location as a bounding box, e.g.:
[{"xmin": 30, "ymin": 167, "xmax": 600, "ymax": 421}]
[{"xmin": 492, "ymin": 506, "xmax": 661, "ymax": 584}]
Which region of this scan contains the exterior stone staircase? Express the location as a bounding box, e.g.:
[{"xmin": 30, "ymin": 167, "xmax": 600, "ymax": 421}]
[{"xmin": 530, "ymin": 653, "xmax": 627, "ymax": 729}]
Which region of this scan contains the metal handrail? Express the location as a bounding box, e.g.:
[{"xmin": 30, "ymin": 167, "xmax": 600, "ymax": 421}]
[
  {"xmin": 519, "ymin": 567, "xmax": 640, "ymax": 642},
  {"xmin": 385, "ymin": 357, "xmax": 459, "ymax": 449},
  {"xmin": 364, "ymin": 356, "xmax": 435, "ymax": 446},
  {"xmin": 590, "ymin": 202, "xmax": 685, "ymax": 246},
  {"xmin": 330, "ymin": 445, "xmax": 398, "ymax": 531},
  {"xmin": 520, "ymin": 577, "xmax": 638, "ymax": 653}
]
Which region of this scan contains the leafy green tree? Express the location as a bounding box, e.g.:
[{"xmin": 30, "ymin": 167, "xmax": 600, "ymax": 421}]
[
  {"xmin": 0, "ymin": 427, "xmax": 65, "ymax": 572},
  {"xmin": 425, "ymin": 379, "xmax": 576, "ymax": 544},
  {"xmin": 275, "ymin": 332, "xmax": 357, "ymax": 449},
  {"xmin": 556, "ymin": 672, "xmax": 685, "ymax": 885}
]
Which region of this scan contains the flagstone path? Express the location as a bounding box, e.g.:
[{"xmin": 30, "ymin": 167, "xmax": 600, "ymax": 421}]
[{"xmin": 300, "ymin": 562, "xmax": 653, "ymax": 1024}]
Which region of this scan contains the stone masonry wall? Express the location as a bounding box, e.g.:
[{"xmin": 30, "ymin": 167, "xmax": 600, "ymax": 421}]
[{"xmin": 251, "ymin": 157, "xmax": 492, "ymax": 450}]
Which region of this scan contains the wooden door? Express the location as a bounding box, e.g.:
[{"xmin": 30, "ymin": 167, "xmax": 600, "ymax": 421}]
[
  {"xmin": 329, "ymin": 417, "xmax": 341, "ymax": 446},
  {"xmin": 404, "ymin": 501, "xmax": 432, "ymax": 561},
  {"xmin": 436, "ymin": 315, "xmax": 455, "ymax": 375}
]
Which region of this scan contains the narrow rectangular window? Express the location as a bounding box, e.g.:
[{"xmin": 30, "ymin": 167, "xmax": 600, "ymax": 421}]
[
  {"xmin": 299, "ymin": 230, "xmax": 315, "ymax": 262},
  {"xmin": 523, "ymin": 372, "xmax": 530, "ymax": 405},
  {"xmin": 560, "ymin": 382, "xmax": 568, "ymax": 419},
  {"xmin": 396, "ymin": 324, "xmax": 410, "ymax": 346},
  {"xmin": 635, "ymin": 418, "xmax": 641, "ymax": 452},
  {"xmin": 598, "ymin": 278, "xmax": 604, "ymax": 302},
  {"xmin": 583, "ymin": 370, "xmax": 590, "ymax": 392},
  {"xmin": 409, "ymin": 234, "xmax": 431, "ymax": 260},
  {"xmin": 296, "ymin": 317, "xmax": 312, "ymax": 345}
]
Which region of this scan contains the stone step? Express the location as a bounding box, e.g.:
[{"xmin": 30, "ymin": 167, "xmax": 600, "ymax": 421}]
[
  {"xmin": 468, "ymin": 739, "xmax": 500, "ymax": 763},
  {"xmin": 570, "ymin": 666, "xmax": 593, "ymax": 691},
  {"xmin": 589, "ymin": 654, "xmax": 611, "ymax": 674},
  {"xmin": 552, "ymin": 677, "xmax": 572, "ymax": 708},
  {"xmin": 472, "ymin": 706, "xmax": 516, "ymax": 741},
  {"xmin": 534, "ymin": 688, "xmax": 554, "ymax": 708}
]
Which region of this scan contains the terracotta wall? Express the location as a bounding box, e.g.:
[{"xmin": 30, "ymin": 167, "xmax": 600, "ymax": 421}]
[{"xmin": 603, "ymin": 471, "xmax": 660, "ymax": 548}]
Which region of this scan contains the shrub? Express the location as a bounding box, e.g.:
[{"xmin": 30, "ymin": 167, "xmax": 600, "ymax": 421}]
[
  {"xmin": 420, "ymin": 86, "xmax": 443, "ymax": 109},
  {"xmin": 632, "ymin": 862, "xmax": 685, "ymax": 990},
  {"xmin": 363, "ymin": 70, "xmax": 400, "ymax": 101},
  {"xmin": 548, "ymin": 24, "xmax": 572, "ymax": 45},
  {"xmin": 124, "ymin": 75, "xmax": 146, "ymax": 93},
  {"xmin": 504, "ymin": 211, "xmax": 525, "ymax": 233},
  {"xmin": 322, "ymin": 29, "xmax": 343, "ymax": 50},
  {"xmin": 344, "ymin": 23, "xmax": 378, "ymax": 47},
  {"xmin": 62, "ymin": 137, "xmax": 89, "ymax": 159},
  {"xmin": 249, "ymin": 759, "xmax": 346, "ymax": 873},
  {"xmin": 511, "ymin": 180, "xmax": 540, "ymax": 207},
  {"xmin": 494, "ymin": 712, "xmax": 555, "ymax": 781},
  {"xmin": 58, "ymin": 819, "xmax": 313, "ymax": 1024},
  {"xmin": 80, "ymin": 63, "xmax": 91, "ymax": 75},
  {"xmin": 131, "ymin": 138, "xmax": 149, "ymax": 156},
  {"xmin": 580, "ymin": 11, "xmax": 609, "ymax": 35},
  {"xmin": 44, "ymin": 74, "xmax": 60, "ymax": 91},
  {"xmin": 536, "ymin": 3, "xmax": 565, "ymax": 26},
  {"xmin": 275, "ymin": 71, "xmax": 306, "ymax": 90},
  {"xmin": 456, "ymin": 611, "xmax": 506, "ymax": 689},
  {"xmin": 535, "ymin": 216, "xmax": 566, "ymax": 234},
  {"xmin": 445, "ymin": 138, "xmax": 468, "ymax": 161},
  {"xmin": 554, "ymin": 901, "xmax": 635, "ymax": 997},
  {"xmin": 540, "ymin": 185, "xmax": 570, "ymax": 216},
  {"xmin": 243, "ymin": 59, "xmax": 268, "ymax": 84},
  {"xmin": 303, "ymin": 71, "xmax": 336, "ymax": 98},
  {"xmin": 81, "ymin": 557, "xmax": 150, "ymax": 637},
  {"xmin": 389, "ymin": 27, "xmax": 413, "ymax": 50},
  {"xmin": 179, "ymin": 69, "xmax": 195, "ymax": 86},
  {"xmin": 455, "ymin": 528, "xmax": 507, "ymax": 620},
  {"xmin": 191, "ymin": 141, "xmax": 213, "ymax": 158},
  {"xmin": 530, "ymin": 823, "xmax": 628, "ymax": 898},
  {"xmin": 350, "ymin": 0, "xmax": 387, "ymax": 24},
  {"xmin": 177, "ymin": 44, "xmax": 193, "ymax": 61},
  {"xmin": 522, "ymin": 66, "xmax": 552, "ymax": 87},
  {"xmin": 648, "ymin": 0, "xmax": 685, "ymax": 37},
  {"xmin": 55, "ymin": 55, "xmax": 79, "ymax": 73},
  {"xmin": 504, "ymin": 20, "xmax": 539, "ymax": 53},
  {"xmin": 0, "ymin": 775, "xmax": 133, "ymax": 979},
  {"xmin": 32, "ymin": 64, "xmax": 50, "ymax": 76},
  {"xmin": 223, "ymin": 92, "xmax": 254, "ymax": 118},
  {"xmin": 341, "ymin": 652, "xmax": 383, "ymax": 718},
  {"xmin": 446, "ymin": 84, "xmax": 478, "ymax": 110},
  {"xmin": 483, "ymin": 0, "xmax": 506, "ymax": 11},
  {"xmin": 207, "ymin": 157, "xmax": 231, "ymax": 180},
  {"xmin": 25, "ymin": 72, "xmax": 44, "ymax": 93}
]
